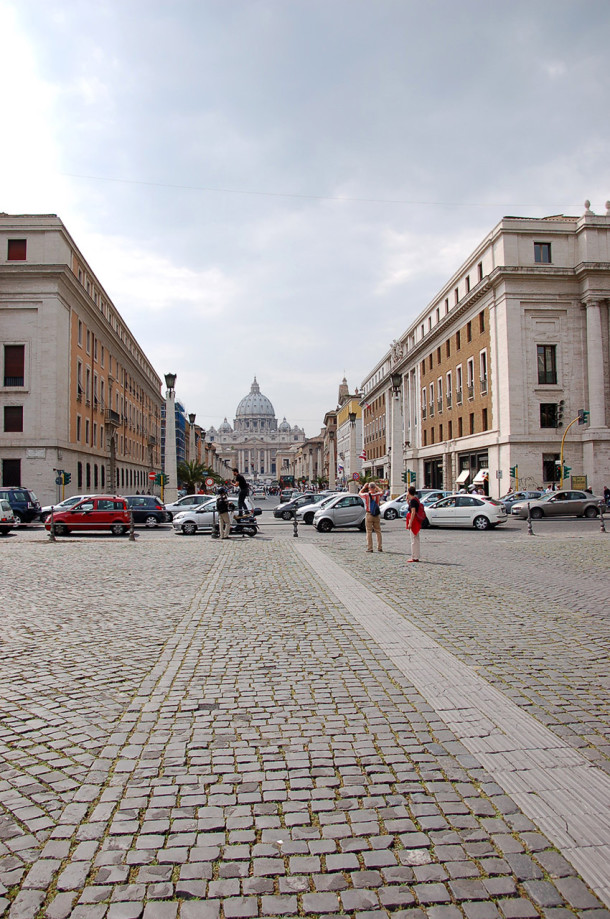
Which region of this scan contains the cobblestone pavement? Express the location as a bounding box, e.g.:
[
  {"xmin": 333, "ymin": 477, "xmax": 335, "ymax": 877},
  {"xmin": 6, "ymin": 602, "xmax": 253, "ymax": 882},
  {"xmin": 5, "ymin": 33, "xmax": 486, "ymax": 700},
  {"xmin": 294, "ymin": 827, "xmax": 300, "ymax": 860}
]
[{"xmin": 0, "ymin": 524, "xmax": 608, "ymax": 919}]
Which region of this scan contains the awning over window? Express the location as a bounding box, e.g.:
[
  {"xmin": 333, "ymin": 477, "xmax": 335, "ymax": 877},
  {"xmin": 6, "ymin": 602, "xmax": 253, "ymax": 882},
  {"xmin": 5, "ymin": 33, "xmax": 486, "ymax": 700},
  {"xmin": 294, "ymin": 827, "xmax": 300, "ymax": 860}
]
[
  {"xmin": 456, "ymin": 469, "xmax": 470, "ymax": 484},
  {"xmin": 473, "ymin": 468, "xmax": 489, "ymax": 484}
]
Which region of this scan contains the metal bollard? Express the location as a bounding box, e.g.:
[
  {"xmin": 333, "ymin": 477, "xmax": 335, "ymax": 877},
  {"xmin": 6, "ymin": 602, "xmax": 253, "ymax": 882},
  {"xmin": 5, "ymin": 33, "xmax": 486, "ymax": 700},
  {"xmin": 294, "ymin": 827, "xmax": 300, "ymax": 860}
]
[
  {"xmin": 48, "ymin": 507, "xmax": 56, "ymax": 542},
  {"xmin": 292, "ymin": 507, "xmax": 299, "ymax": 538},
  {"xmin": 129, "ymin": 509, "xmax": 136, "ymax": 542},
  {"xmin": 600, "ymin": 500, "xmax": 607, "ymax": 534},
  {"xmin": 526, "ymin": 501, "xmax": 535, "ymax": 536}
]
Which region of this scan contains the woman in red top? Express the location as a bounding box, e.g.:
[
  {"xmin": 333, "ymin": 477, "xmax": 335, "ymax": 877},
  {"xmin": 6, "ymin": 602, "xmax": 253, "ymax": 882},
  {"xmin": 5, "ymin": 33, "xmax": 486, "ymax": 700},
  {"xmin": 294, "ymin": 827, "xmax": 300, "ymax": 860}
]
[{"xmin": 405, "ymin": 485, "xmax": 422, "ymax": 562}]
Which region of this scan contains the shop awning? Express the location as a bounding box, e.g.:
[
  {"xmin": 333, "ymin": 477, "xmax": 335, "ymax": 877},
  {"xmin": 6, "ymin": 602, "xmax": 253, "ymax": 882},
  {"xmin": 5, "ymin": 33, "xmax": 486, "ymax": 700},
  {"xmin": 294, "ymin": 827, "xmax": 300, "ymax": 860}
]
[
  {"xmin": 456, "ymin": 469, "xmax": 470, "ymax": 484},
  {"xmin": 473, "ymin": 468, "xmax": 489, "ymax": 484}
]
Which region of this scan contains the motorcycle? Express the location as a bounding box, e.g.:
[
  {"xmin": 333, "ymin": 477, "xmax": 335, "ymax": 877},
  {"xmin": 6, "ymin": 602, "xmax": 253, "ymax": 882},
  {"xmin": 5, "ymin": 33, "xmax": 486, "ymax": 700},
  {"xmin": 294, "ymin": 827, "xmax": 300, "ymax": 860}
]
[{"xmin": 212, "ymin": 506, "xmax": 262, "ymax": 538}]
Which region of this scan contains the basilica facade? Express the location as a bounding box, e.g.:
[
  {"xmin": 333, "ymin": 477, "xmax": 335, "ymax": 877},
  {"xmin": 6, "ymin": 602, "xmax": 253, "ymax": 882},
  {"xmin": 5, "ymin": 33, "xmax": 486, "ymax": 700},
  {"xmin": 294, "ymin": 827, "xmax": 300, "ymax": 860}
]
[{"xmin": 208, "ymin": 378, "xmax": 306, "ymax": 480}]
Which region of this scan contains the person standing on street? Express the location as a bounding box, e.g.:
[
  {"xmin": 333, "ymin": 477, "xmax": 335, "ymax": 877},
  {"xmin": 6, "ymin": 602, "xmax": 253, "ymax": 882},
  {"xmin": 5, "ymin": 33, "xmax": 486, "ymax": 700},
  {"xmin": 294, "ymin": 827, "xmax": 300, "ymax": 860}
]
[
  {"xmin": 216, "ymin": 488, "xmax": 231, "ymax": 539},
  {"xmin": 232, "ymin": 467, "xmax": 250, "ymax": 518},
  {"xmin": 359, "ymin": 482, "xmax": 383, "ymax": 553},
  {"xmin": 405, "ymin": 485, "xmax": 423, "ymax": 563}
]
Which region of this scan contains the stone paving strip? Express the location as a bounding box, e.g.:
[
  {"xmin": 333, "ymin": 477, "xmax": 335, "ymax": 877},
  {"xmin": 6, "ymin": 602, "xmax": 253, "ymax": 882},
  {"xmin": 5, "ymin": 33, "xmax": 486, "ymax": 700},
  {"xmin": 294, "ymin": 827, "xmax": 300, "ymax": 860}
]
[
  {"xmin": 0, "ymin": 533, "xmax": 608, "ymax": 918},
  {"xmin": 296, "ymin": 542, "xmax": 610, "ymax": 907}
]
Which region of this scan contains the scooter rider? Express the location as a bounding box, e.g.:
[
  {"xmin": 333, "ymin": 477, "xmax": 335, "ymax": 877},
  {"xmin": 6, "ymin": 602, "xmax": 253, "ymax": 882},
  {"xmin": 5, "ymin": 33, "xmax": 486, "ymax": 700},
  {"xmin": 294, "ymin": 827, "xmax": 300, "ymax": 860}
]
[
  {"xmin": 216, "ymin": 488, "xmax": 231, "ymax": 540},
  {"xmin": 232, "ymin": 468, "xmax": 250, "ymax": 518}
]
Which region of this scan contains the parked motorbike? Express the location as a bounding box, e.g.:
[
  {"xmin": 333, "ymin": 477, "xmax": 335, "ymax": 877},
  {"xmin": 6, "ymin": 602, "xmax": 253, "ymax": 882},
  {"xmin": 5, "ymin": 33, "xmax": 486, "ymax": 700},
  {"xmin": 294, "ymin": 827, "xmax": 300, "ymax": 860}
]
[{"xmin": 212, "ymin": 507, "xmax": 262, "ymax": 538}]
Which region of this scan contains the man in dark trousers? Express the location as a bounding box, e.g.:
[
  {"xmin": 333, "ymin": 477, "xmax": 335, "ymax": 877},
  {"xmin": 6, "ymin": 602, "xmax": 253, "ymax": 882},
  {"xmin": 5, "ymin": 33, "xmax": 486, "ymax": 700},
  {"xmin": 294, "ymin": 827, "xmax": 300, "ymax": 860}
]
[{"xmin": 232, "ymin": 468, "xmax": 250, "ymax": 518}]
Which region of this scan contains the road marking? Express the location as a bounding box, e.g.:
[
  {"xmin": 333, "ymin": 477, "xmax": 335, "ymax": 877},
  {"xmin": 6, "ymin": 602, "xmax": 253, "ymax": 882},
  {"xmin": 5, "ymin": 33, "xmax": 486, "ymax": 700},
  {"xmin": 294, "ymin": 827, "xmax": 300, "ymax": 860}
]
[{"xmin": 296, "ymin": 542, "xmax": 610, "ymax": 906}]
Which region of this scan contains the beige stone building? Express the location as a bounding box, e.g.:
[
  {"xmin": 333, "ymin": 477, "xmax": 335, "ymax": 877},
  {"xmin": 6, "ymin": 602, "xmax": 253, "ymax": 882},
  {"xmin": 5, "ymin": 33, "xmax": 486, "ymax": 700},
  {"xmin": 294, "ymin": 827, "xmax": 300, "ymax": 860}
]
[
  {"xmin": 0, "ymin": 213, "xmax": 164, "ymax": 504},
  {"xmin": 361, "ymin": 204, "xmax": 610, "ymax": 496}
]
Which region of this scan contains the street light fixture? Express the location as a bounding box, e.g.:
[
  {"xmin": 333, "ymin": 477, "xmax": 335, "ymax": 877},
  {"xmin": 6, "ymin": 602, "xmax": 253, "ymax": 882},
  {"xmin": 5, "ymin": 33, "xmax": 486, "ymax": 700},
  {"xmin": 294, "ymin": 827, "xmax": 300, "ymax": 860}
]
[
  {"xmin": 164, "ymin": 372, "xmax": 177, "ymax": 393},
  {"xmin": 188, "ymin": 412, "xmax": 196, "ymax": 425},
  {"xmin": 391, "ymin": 372, "xmax": 402, "ymax": 395},
  {"xmin": 348, "ymin": 411, "xmax": 357, "ymax": 426}
]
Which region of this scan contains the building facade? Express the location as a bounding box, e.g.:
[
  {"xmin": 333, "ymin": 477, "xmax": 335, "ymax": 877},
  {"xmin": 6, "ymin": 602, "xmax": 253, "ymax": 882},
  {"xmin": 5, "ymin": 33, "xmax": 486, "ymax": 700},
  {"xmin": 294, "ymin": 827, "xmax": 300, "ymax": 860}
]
[
  {"xmin": 210, "ymin": 378, "xmax": 306, "ymax": 482},
  {"xmin": 0, "ymin": 213, "xmax": 164, "ymax": 505},
  {"xmin": 360, "ymin": 204, "xmax": 610, "ymax": 496}
]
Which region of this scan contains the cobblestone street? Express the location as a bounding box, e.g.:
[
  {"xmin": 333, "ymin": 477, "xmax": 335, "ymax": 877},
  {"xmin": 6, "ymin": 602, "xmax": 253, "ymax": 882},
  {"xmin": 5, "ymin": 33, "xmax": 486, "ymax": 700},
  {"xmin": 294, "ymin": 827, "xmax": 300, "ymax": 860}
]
[{"xmin": 1, "ymin": 522, "xmax": 609, "ymax": 919}]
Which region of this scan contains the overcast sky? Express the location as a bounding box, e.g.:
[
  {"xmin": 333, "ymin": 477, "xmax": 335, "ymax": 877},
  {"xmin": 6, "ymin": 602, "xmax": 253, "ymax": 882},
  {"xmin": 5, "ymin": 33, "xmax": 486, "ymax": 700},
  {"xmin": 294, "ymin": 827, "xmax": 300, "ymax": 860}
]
[{"xmin": 2, "ymin": 0, "xmax": 609, "ymax": 435}]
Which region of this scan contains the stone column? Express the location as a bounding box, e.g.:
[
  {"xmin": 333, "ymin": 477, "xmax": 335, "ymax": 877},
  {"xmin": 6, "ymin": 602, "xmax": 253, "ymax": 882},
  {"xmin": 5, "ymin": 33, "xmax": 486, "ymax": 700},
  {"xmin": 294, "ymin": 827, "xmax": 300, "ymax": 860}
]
[
  {"xmin": 585, "ymin": 300, "xmax": 606, "ymax": 428},
  {"xmin": 390, "ymin": 385, "xmax": 403, "ymax": 497},
  {"xmin": 164, "ymin": 388, "xmax": 179, "ymax": 504}
]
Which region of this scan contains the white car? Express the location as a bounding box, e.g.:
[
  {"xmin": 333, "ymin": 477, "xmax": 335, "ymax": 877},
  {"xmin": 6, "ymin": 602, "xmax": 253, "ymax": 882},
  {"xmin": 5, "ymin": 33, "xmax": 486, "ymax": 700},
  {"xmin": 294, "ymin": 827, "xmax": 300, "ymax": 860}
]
[
  {"xmin": 165, "ymin": 493, "xmax": 217, "ymax": 518},
  {"xmin": 379, "ymin": 493, "xmax": 409, "ymax": 520},
  {"xmin": 313, "ymin": 494, "xmax": 366, "ymax": 533},
  {"xmin": 172, "ymin": 497, "xmax": 233, "ymax": 535},
  {"xmin": 0, "ymin": 499, "xmax": 16, "ymax": 535},
  {"xmin": 296, "ymin": 494, "xmax": 338, "ymax": 525},
  {"xmin": 425, "ymin": 494, "xmax": 507, "ymax": 530},
  {"xmin": 40, "ymin": 495, "xmax": 93, "ymax": 521}
]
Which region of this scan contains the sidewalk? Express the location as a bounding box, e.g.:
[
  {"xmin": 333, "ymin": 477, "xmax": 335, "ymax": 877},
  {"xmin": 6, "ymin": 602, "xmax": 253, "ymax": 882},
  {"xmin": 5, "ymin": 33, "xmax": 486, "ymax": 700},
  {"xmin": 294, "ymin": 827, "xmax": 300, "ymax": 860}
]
[{"xmin": 0, "ymin": 528, "xmax": 608, "ymax": 918}]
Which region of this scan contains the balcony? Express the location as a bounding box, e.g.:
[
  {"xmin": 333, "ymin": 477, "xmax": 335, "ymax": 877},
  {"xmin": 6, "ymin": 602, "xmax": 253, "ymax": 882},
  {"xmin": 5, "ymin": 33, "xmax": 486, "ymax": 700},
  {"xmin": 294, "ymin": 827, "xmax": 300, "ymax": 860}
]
[
  {"xmin": 428, "ymin": 403, "xmax": 434, "ymax": 418},
  {"xmin": 422, "ymin": 406, "xmax": 427, "ymax": 420},
  {"xmin": 446, "ymin": 394, "xmax": 452, "ymax": 409},
  {"xmin": 480, "ymin": 375, "xmax": 488, "ymax": 394},
  {"xmin": 456, "ymin": 389, "xmax": 463, "ymax": 405},
  {"xmin": 437, "ymin": 398, "xmax": 443, "ymax": 413},
  {"xmin": 3, "ymin": 376, "xmax": 24, "ymax": 387},
  {"xmin": 467, "ymin": 383, "xmax": 474, "ymax": 400},
  {"xmin": 104, "ymin": 409, "xmax": 122, "ymax": 427}
]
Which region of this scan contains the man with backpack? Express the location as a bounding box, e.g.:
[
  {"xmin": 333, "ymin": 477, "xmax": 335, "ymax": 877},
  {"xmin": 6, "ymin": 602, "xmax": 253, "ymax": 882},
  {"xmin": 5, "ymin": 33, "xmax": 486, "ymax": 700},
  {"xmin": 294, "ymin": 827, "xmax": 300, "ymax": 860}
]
[
  {"xmin": 359, "ymin": 482, "xmax": 383, "ymax": 553},
  {"xmin": 405, "ymin": 485, "xmax": 425, "ymax": 562}
]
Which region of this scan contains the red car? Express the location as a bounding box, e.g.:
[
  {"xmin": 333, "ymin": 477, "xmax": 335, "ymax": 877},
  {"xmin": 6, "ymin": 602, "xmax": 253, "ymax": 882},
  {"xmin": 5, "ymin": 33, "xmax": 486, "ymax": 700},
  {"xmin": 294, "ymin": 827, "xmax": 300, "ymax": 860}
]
[{"xmin": 44, "ymin": 496, "xmax": 131, "ymax": 536}]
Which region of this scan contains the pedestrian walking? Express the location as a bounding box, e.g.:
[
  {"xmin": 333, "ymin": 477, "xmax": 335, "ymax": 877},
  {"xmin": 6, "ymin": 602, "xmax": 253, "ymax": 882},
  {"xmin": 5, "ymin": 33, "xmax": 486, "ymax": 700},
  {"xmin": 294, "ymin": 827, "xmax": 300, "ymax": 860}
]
[
  {"xmin": 359, "ymin": 482, "xmax": 383, "ymax": 553},
  {"xmin": 604, "ymin": 484, "xmax": 610, "ymax": 506},
  {"xmin": 232, "ymin": 467, "xmax": 250, "ymax": 518},
  {"xmin": 405, "ymin": 485, "xmax": 423, "ymax": 563},
  {"xmin": 216, "ymin": 487, "xmax": 231, "ymax": 539}
]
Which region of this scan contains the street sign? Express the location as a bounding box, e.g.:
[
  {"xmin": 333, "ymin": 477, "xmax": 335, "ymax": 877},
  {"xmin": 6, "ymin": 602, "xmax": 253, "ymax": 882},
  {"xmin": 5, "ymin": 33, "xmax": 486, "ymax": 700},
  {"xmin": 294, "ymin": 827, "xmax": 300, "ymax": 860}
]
[
  {"xmin": 205, "ymin": 477, "xmax": 214, "ymax": 487},
  {"xmin": 148, "ymin": 471, "xmax": 156, "ymax": 481},
  {"xmin": 352, "ymin": 473, "xmax": 360, "ymax": 481},
  {"xmin": 55, "ymin": 476, "xmax": 62, "ymax": 485}
]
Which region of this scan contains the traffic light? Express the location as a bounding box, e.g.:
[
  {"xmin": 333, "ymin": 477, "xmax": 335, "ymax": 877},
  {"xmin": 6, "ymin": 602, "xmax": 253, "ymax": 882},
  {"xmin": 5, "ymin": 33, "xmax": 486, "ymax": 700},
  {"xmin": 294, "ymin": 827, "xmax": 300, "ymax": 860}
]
[
  {"xmin": 154, "ymin": 473, "xmax": 169, "ymax": 485},
  {"xmin": 578, "ymin": 409, "xmax": 590, "ymax": 425},
  {"xmin": 401, "ymin": 471, "xmax": 408, "ymax": 483},
  {"xmin": 557, "ymin": 400, "xmax": 564, "ymax": 427},
  {"xmin": 563, "ymin": 465, "xmax": 572, "ymax": 478},
  {"xmin": 408, "ymin": 470, "xmax": 416, "ymax": 485},
  {"xmin": 63, "ymin": 472, "xmax": 72, "ymax": 484},
  {"xmin": 509, "ymin": 465, "xmax": 517, "ymax": 477}
]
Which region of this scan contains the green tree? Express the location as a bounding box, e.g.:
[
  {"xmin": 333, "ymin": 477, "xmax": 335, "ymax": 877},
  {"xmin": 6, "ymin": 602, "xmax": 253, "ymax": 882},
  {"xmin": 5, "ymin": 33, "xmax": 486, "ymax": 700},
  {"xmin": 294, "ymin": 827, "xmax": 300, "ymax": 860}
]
[{"xmin": 177, "ymin": 460, "xmax": 221, "ymax": 494}]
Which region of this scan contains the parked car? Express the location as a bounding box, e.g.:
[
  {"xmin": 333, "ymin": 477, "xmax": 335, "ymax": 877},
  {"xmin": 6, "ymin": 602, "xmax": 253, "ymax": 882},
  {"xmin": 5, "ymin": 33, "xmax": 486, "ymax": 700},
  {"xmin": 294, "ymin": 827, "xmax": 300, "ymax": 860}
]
[
  {"xmin": 0, "ymin": 499, "xmax": 16, "ymax": 535},
  {"xmin": 296, "ymin": 494, "xmax": 338, "ymax": 525},
  {"xmin": 399, "ymin": 490, "xmax": 453, "ymax": 519},
  {"xmin": 164, "ymin": 493, "xmax": 216, "ymax": 518},
  {"xmin": 425, "ymin": 494, "xmax": 507, "ymax": 529},
  {"xmin": 498, "ymin": 491, "xmax": 544, "ymax": 514},
  {"xmin": 379, "ymin": 493, "xmax": 409, "ymax": 520},
  {"xmin": 313, "ymin": 494, "xmax": 366, "ymax": 532},
  {"xmin": 0, "ymin": 487, "xmax": 41, "ymax": 524},
  {"xmin": 172, "ymin": 497, "xmax": 227, "ymax": 535},
  {"xmin": 273, "ymin": 493, "xmax": 316, "ymax": 520},
  {"xmin": 124, "ymin": 495, "xmax": 170, "ymax": 527},
  {"xmin": 40, "ymin": 495, "xmax": 93, "ymax": 521},
  {"xmin": 511, "ymin": 490, "xmax": 604, "ymax": 519},
  {"xmin": 44, "ymin": 496, "xmax": 131, "ymax": 536}
]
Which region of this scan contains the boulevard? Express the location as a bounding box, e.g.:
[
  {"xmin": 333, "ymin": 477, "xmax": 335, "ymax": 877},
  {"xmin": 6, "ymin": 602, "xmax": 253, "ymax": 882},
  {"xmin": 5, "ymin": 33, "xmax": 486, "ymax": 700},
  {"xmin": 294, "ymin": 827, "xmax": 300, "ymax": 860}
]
[{"xmin": 0, "ymin": 512, "xmax": 609, "ymax": 919}]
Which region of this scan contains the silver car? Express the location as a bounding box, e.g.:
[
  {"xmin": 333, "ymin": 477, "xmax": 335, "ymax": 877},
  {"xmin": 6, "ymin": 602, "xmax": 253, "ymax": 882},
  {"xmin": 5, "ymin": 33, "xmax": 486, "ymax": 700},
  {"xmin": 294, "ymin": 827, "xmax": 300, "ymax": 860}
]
[
  {"xmin": 313, "ymin": 494, "xmax": 366, "ymax": 533},
  {"xmin": 172, "ymin": 498, "xmax": 224, "ymax": 535},
  {"xmin": 165, "ymin": 493, "xmax": 217, "ymax": 518},
  {"xmin": 511, "ymin": 490, "xmax": 603, "ymax": 519}
]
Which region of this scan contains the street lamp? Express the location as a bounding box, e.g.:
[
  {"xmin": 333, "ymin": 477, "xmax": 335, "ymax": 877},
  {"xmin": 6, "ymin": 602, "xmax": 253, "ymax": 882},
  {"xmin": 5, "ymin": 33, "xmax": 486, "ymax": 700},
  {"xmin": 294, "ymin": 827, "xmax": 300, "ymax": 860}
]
[
  {"xmin": 391, "ymin": 372, "xmax": 402, "ymax": 396},
  {"xmin": 164, "ymin": 372, "xmax": 177, "ymax": 394},
  {"xmin": 163, "ymin": 373, "xmax": 178, "ymax": 503}
]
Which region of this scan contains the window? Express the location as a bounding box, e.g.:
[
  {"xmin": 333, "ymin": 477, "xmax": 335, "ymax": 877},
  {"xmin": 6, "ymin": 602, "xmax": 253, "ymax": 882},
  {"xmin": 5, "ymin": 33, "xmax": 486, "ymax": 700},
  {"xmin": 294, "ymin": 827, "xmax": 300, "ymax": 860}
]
[
  {"xmin": 78, "ymin": 461, "xmax": 83, "ymax": 488},
  {"xmin": 86, "ymin": 463, "xmax": 91, "ymax": 489},
  {"xmin": 456, "ymin": 365, "xmax": 463, "ymax": 403},
  {"xmin": 2, "ymin": 458, "xmax": 20, "ymax": 486},
  {"xmin": 543, "ymin": 453, "xmax": 560, "ymax": 482},
  {"xmin": 458, "ymin": 417, "xmax": 463, "ymax": 438},
  {"xmin": 470, "ymin": 413, "xmax": 475, "ymax": 435},
  {"xmin": 465, "ymin": 276, "xmax": 471, "ymax": 293},
  {"xmin": 86, "ymin": 330, "xmax": 91, "ymax": 354},
  {"xmin": 480, "ymin": 351, "xmax": 488, "ymax": 394},
  {"xmin": 454, "ymin": 287, "xmax": 459, "ymax": 305},
  {"xmin": 7, "ymin": 239, "xmax": 27, "ymax": 260},
  {"xmin": 445, "ymin": 298, "xmax": 449, "ymax": 314},
  {"xmin": 421, "ymin": 388, "xmax": 427, "ymax": 420},
  {"xmin": 93, "ymin": 422, "xmax": 97, "ymax": 446},
  {"xmin": 4, "ymin": 406, "xmax": 23, "ymax": 432},
  {"xmin": 4, "ymin": 345, "xmax": 25, "ymax": 386},
  {"xmin": 446, "ymin": 339, "xmax": 451, "ymax": 358},
  {"xmin": 85, "ymin": 419, "xmax": 90, "ymax": 445},
  {"xmin": 439, "ymin": 423, "xmax": 443, "ymax": 441},
  {"xmin": 446, "ymin": 371, "xmax": 452, "ymax": 408},
  {"xmin": 467, "ymin": 321, "xmax": 472, "ymax": 342},
  {"xmin": 534, "ymin": 242, "xmax": 551, "ymax": 264},
  {"xmin": 482, "ymin": 408, "xmax": 488, "ymax": 430},
  {"xmin": 540, "ymin": 403, "xmax": 559, "ymax": 428},
  {"xmin": 456, "ymin": 330, "xmax": 461, "ymax": 350},
  {"xmin": 76, "ymin": 415, "xmax": 82, "ymax": 442},
  {"xmin": 537, "ymin": 345, "xmax": 557, "ymax": 384},
  {"xmin": 436, "ymin": 308, "xmax": 440, "ymax": 324},
  {"xmin": 423, "ymin": 430, "xmax": 427, "ymax": 446},
  {"xmin": 429, "ymin": 355, "xmax": 433, "ymax": 372},
  {"xmin": 429, "ymin": 382, "xmax": 435, "ymax": 417},
  {"xmin": 467, "ymin": 359, "xmax": 475, "ymax": 399},
  {"xmin": 94, "ymin": 337, "xmax": 98, "ymax": 362},
  {"xmin": 437, "ymin": 346, "xmax": 441, "ymax": 364},
  {"xmin": 478, "ymin": 261, "xmax": 483, "ymax": 282},
  {"xmin": 479, "ymin": 310, "xmax": 485, "ymax": 333},
  {"xmin": 78, "ymin": 320, "xmax": 83, "ymax": 346},
  {"xmin": 428, "ymin": 317, "xmax": 432, "ymax": 331},
  {"xmin": 448, "ymin": 420, "xmax": 453, "ymax": 439}
]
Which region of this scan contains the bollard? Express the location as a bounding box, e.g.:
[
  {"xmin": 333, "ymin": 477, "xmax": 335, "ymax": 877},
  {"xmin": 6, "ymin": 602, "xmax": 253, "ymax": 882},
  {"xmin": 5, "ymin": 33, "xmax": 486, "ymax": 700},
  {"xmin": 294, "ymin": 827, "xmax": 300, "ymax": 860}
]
[
  {"xmin": 600, "ymin": 500, "xmax": 607, "ymax": 534},
  {"xmin": 129, "ymin": 509, "xmax": 136, "ymax": 542},
  {"xmin": 48, "ymin": 507, "xmax": 56, "ymax": 542},
  {"xmin": 526, "ymin": 501, "xmax": 535, "ymax": 536},
  {"xmin": 292, "ymin": 507, "xmax": 299, "ymax": 538}
]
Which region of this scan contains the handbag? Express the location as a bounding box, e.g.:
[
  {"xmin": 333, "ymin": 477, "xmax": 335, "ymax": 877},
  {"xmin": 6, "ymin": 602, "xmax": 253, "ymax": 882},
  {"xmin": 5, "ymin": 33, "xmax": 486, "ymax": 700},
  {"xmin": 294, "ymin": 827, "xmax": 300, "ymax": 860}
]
[{"xmin": 370, "ymin": 497, "xmax": 380, "ymax": 517}]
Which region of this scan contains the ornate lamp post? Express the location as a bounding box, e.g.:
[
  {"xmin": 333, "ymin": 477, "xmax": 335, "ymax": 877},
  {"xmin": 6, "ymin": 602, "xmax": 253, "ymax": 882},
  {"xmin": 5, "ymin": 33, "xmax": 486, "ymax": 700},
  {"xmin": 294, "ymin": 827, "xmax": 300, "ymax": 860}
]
[
  {"xmin": 348, "ymin": 411, "xmax": 358, "ymax": 493},
  {"xmin": 164, "ymin": 373, "xmax": 179, "ymax": 504},
  {"xmin": 328, "ymin": 429, "xmax": 336, "ymax": 489},
  {"xmin": 390, "ymin": 372, "xmax": 403, "ymax": 497},
  {"xmin": 188, "ymin": 413, "xmax": 197, "ymax": 464}
]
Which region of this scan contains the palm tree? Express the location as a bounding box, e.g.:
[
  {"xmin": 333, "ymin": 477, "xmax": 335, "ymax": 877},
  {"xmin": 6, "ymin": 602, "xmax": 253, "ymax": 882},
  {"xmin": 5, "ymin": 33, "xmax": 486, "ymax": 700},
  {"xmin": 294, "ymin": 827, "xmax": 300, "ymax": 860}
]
[{"xmin": 177, "ymin": 460, "xmax": 221, "ymax": 494}]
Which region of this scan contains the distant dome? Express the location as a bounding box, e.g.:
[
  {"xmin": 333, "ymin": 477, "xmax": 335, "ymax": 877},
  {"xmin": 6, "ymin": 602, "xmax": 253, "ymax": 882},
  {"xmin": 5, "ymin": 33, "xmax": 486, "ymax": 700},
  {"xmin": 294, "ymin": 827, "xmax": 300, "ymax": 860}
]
[
  {"xmin": 279, "ymin": 416, "xmax": 291, "ymax": 433},
  {"xmin": 218, "ymin": 417, "xmax": 232, "ymax": 433},
  {"xmin": 236, "ymin": 377, "xmax": 275, "ymax": 418}
]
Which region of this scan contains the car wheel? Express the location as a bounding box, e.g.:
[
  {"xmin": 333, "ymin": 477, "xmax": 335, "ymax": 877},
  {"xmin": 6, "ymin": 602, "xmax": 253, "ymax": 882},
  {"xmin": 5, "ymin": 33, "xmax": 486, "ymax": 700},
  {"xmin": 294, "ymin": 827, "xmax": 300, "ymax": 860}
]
[
  {"xmin": 317, "ymin": 519, "xmax": 333, "ymax": 533},
  {"xmin": 145, "ymin": 515, "xmax": 159, "ymax": 528},
  {"xmin": 282, "ymin": 510, "xmax": 293, "ymax": 521},
  {"xmin": 304, "ymin": 513, "xmax": 314, "ymax": 525},
  {"xmin": 359, "ymin": 519, "xmax": 366, "ymax": 532},
  {"xmin": 182, "ymin": 521, "xmax": 197, "ymax": 535},
  {"xmin": 584, "ymin": 506, "xmax": 598, "ymax": 518},
  {"xmin": 0, "ymin": 529, "xmax": 9, "ymax": 536},
  {"xmin": 473, "ymin": 515, "xmax": 490, "ymax": 531},
  {"xmin": 422, "ymin": 517, "xmax": 430, "ymax": 529},
  {"xmin": 530, "ymin": 508, "xmax": 543, "ymax": 520},
  {"xmin": 384, "ymin": 508, "xmax": 398, "ymax": 520},
  {"xmin": 111, "ymin": 523, "xmax": 127, "ymax": 536},
  {"xmin": 13, "ymin": 512, "xmax": 23, "ymax": 526}
]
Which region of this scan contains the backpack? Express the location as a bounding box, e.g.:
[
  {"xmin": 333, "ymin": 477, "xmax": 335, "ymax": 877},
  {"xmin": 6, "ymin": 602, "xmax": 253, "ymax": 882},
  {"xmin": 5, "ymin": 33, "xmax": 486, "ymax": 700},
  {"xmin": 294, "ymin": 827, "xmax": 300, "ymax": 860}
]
[
  {"xmin": 370, "ymin": 496, "xmax": 380, "ymax": 517},
  {"xmin": 416, "ymin": 500, "xmax": 427, "ymax": 523}
]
